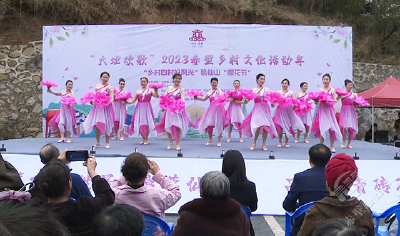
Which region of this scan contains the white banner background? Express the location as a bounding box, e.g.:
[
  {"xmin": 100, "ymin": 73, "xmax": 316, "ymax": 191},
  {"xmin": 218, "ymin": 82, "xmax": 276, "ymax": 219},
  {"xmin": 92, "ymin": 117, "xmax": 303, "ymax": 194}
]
[
  {"xmin": 3, "ymin": 154, "xmax": 399, "ymax": 215},
  {"xmin": 42, "ymin": 24, "xmax": 352, "ymax": 136}
]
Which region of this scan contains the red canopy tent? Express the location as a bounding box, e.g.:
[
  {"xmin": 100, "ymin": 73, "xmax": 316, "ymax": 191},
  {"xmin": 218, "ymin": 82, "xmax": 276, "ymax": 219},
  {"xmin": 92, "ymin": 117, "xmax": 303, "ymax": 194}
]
[
  {"xmin": 358, "ymin": 76, "xmax": 400, "ymax": 142},
  {"xmin": 358, "ymin": 76, "xmax": 400, "ymax": 107}
]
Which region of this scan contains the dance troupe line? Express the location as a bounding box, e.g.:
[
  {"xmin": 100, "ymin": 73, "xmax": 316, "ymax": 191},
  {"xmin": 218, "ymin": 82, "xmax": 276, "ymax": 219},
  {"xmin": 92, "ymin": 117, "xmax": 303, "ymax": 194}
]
[{"xmin": 42, "ymin": 72, "xmax": 369, "ymax": 153}]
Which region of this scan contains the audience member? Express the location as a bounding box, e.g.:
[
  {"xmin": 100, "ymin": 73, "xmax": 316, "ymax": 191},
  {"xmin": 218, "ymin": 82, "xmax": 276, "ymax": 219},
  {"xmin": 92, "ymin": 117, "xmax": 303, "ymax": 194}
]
[
  {"xmin": 34, "ymin": 156, "xmax": 115, "ymax": 236},
  {"xmin": 0, "ymin": 200, "xmax": 70, "ymax": 236},
  {"xmin": 111, "ymin": 152, "xmax": 181, "ymax": 236},
  {"xmin": 364, "ymin": 123, "xmax": 378, "ymax": 142},
  {"xmin": 311, "ymin": 218, "xmax": 362, "ymax": 236},
  {"xmin": 171, "ymin": 171, "xmax": 250, "ymax": 236},
  {"xmin": 394, "ymin": 112, "xmax": 400, "ymax": 141},
  {"xmin": 93, "ymin": 204, "xmax": 144, "ymax": 236},
  {"xmin": 282, "ymin": 144, "xmax": 331, "ymax": 236},
  {"xmin": 222, "ymin": 150, "xmax": 258, "ymax": 236},
  {"xmin": 37, "ymin": 143, "xmax": 92, "ymax": 199},
  {"xmin": 297, "ymin": 153, "xmax": 374, "ymax": 236}
]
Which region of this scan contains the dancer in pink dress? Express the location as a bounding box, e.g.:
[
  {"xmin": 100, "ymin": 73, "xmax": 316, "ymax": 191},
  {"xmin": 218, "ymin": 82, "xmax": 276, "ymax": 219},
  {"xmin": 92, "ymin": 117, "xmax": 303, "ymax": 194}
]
[
  {"xmin": 273, "ymin": 79, "xmax": 305, "ymax": 148},
  {"xmin": 295, "ymin": 82, "xmax": 312, "ymax": 143},
  {"xmin": 113, "ymin": 78, "xmax": 128, "ymax": 141},
  {"xmin": 83, "ymin": 72, "xmax": 115, "ymax": 149},
  {"xmin": 339, "ymin": 79, "xmax": 358, "ymax": 149},
  {"xmin": 239, "ymin": 73, "xmax": 278, "ymax": 151},
  {"xmin": 311, "ymin": 73, "xmax": 342, "ymax": 153},
  {"xmin": 155, "ymin": 73, "xmax": 192, "ymax": 150},
  {"xmin": 47, "ymin": 80, "xmax": 76, "ymax": 143},
  {"xmin": 226, "ymin": 80, "xmax": 245, "ymax": 143},
  {"xmin": 128, "ymin": 77, "xmax": 159, "ymax": 145},
  {"xmin": 194, "ymin": 78, "xmax": 227, "ymax": 147}
]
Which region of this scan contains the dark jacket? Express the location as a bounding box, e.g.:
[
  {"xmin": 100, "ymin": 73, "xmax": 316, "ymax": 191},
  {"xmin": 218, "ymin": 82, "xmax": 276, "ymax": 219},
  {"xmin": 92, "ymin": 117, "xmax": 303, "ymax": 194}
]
[
  {"xmin": 282, "ymin": 167, "xmax": 329, "ymax": 236},
  {"xmin": 44, "ymin": 175, "xmax": 115, "ymax": 236},
  {"xmin": 297, "ymin": 196, "xmax": 375, "ymax": 236},
  {"xmin": 70, "ymin": 173, "xmax": 92, "ymax": 199},
  {"xmin": 230, "ymin": 180, "xmax": 258, "ymax": 236},
  {"xmin": 171, "ymin": 198, "xmax": 250, "ymax": 236}
]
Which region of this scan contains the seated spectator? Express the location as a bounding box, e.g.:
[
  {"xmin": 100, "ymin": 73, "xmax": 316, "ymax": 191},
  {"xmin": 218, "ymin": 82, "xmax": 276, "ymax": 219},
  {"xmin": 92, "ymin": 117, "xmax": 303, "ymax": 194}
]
[
  {"xmin": 364, "ymin": 123, "xmax": 378, "ymax": 142},
  {"xmin": 35, "ymin": 156, "xmax": 115, "ymax": 236},
  {"xmin": 394, "ymin": 112, "xmax": 400, "ymax": 141},
  {"xmin": 93, "ymin": 204, "xmax": 144, "ymax": 236},
  {"xmin": 297, "ymin": 153, "xmax": 374, "ymax": 236},
  {"xmin": 282, "ymin": 144, "xmax": 331, "ymax": 236},
  {"xmin": 222, "ymin": 150, "xmax": 258, "ymax": 236},
  {"xmin": 111, "ymin": 152, "xmax": 181, "ymax": 236},
  {"xmin": 171, "ymin": 171, "xmax": 250, "ymax": 236},
  {"xmin": 311, "ymin": 218, "xmax": 362, "ymax": 236},
  {"xmin": 37, "ymin": 144, "xmax": 92, "ymax": 199},
  {"xmin": 0, "ymin": 200, "xmax": 70, "ymax": 236}
]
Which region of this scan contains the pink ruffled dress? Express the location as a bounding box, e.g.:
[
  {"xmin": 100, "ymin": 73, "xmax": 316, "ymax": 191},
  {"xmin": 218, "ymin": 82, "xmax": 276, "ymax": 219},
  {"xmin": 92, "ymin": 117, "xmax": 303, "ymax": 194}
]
[
  {"xmin": 297, "ymin": 92, "xmax": 313, "ymax": 128},
  {"xmin": 311, "ymin": 88, "xmax": 342, "ymax": 141},
  {"xmin": 225, "ymin": 89, "xmax": 245, "ymax": 132},
  {"xmin": 113, "ymin": 89, "xmax": 128, "ymax": 133},
  {"xmin": 272, "ymin": 90, "xmax": 305, "ymax": 138},
  {"xmin": 48, "ymin": 92, "xmax": 76, "ymax": 135},
  {"xmin": 239, "ymin": 87, "xmax": 278, "ymax": 138},
  {"xmin": 154, "ymin": 87, "xmax": 193, "ymax": 142},
  {"xmin": 83, "ymin": 84, "xmax": 115, "ymax": 136},
  {"xmin": 339, "ymin": 92, "xmax": 358, "ymax": 140},
  {"xmin": 196, "ymin": 89, "xmax": 227, "ymax": 137},
  {"xmin": 129, "ymin": 88, "xmax": 156, "ymax": 137}
]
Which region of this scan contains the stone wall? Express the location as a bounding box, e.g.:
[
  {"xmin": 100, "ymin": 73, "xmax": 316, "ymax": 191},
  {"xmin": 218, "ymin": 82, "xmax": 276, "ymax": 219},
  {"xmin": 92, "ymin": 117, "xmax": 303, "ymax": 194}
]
[
  {"xmin": 353, "ymin": 62, "xmax": 400, "ymax": 140},
  {"xmin": 0, "ymin": 42, "xmax": 399, "ymax": 140},
  {"xmin": 0, "ymin": 41, "xmax": 43, "ymax": 140}
]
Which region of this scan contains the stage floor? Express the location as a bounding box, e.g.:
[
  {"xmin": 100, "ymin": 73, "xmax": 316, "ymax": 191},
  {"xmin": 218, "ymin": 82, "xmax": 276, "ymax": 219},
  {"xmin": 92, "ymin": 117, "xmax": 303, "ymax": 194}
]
[{"xmin": 1, "ymin": 137, "xmax": 398, "ymax": 160}]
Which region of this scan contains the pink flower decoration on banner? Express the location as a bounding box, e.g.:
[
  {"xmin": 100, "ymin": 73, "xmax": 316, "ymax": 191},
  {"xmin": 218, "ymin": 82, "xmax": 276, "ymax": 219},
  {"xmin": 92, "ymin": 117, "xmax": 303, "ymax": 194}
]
[
  {"xmin": 327, "ymin": 63, "xmax": 331, "ymax": 67},
  {"xmin": 40, "ymin": 80, "xmax": 58, "ymax": 87},
  {"xmin": 336, "ymin": 27, "xmax": 347, "ymax": 36},
  {"xmin": 51, "ymin": 26, "xmax": 62, "ymax": 34},
  {"xmin": 322, "ymin": 30, "xmax": 328, "ymax": 36},
  {"xmin": 317, "ymin": 73, "xmax": 322, "ymax": 76},
  {"xmin": 80, "ymin": 92, "xmax": 95, "ymax": 104},
  {"xmin": 148, "ymin": 83, "xmax": 165, "ymax": 89},
  {"xmin": 64, "ymin": 67, "xmax": 69, "ymax": 71},
  {"xmin": 73, "ymin": 77, "xmax": 78, "ymax": 80},
  {"xmin": 72, "ymin": 26, "xmax": 79, "ymax": 33},
  {"xmin": 186, "ymin": 90, "xmax": 204, "ymax": 97},
  {"xmin": 61, "ymin": 96, "xmax": 77, "ymax": 105}
]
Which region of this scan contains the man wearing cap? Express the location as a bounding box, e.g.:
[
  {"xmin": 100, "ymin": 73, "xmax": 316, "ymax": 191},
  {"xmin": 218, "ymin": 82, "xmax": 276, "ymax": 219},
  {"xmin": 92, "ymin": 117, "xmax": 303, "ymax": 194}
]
[
  {"xmin": 282, "ymin": 144, "xmax": 331, "ymax": 236},
  {"xmin": 297, "ymin": 153, "xmax": 374, "ymax": 236}
]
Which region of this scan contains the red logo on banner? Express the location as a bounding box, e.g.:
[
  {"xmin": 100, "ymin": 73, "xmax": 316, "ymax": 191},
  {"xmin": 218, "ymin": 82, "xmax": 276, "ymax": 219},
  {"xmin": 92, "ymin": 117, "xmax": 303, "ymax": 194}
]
[{"xmin": 189, "ymin": 29, "xmax": 206, "ymax": 41}]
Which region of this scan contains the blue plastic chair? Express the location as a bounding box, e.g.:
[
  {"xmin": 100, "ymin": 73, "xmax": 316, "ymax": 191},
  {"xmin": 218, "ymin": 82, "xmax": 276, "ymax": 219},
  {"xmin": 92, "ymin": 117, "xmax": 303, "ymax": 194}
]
[
  {"xmin": 372, "ymin": 204, "xmax": 400, "ymax": 236},
  {"xmin": 142, "ymin": 213, "xmax": 174, "ymax": 236},
  {"xmin": 241, "ymin": 204, "xmax": 252, "ymax": 221},
  {"xmin": 285, "ymin": 201, "xmax": 316, "ymax": 236}
]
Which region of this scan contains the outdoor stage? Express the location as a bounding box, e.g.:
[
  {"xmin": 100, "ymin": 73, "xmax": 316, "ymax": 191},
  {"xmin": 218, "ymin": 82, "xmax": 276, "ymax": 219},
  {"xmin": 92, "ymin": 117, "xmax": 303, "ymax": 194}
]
[{"xmin": 2, "ymin": 137, "xmax": 400, "ymax": 215}]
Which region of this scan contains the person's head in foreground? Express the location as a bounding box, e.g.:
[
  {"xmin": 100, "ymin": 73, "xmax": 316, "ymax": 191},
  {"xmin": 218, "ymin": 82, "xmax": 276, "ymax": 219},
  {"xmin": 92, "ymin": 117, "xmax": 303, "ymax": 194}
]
[
  {"xmin": 0, "ymin": 200, "xmax": 70, "ymax": 236},
  {"xmin": 325, "ymin": 153, "xmax": 358, "ymax": 198},
  {"xmin": 309, "ymin": 144, "xmax": 331, "ymax": 167},
  {"xmin": 222, "ymin": 150, "xmax": 247, "ymax": 185},
  {"xmin": 312, "ymin": 218, "xmax": 362, "ymax": 236},
  {"xmin": 200, "ymin": 171, "xmax": 230, "ymax": 200},
  {"xmin": 121, "ymin": 152, "xmax": 149, "ymax": 185},
  {"xmin": 93, "ymin": 204, "xmax": 144, "ymax": 236}
]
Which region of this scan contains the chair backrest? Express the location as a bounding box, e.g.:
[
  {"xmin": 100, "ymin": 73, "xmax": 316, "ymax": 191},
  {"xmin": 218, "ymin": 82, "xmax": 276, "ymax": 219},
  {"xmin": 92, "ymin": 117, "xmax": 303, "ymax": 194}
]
[
  {"xmin": 142, "ymin": 213, "xmax": 174, "ymax": 236},
  {"xmin": 285, "ymin": 201, "xmax": 316, "ymax": 236},
  {"xmin": 241, "ymin": 204, "xmax": 252, "ymax": 221},
  {"xmin": 373, "ymin": 204, "xmax": 400, "ymax": 236}
]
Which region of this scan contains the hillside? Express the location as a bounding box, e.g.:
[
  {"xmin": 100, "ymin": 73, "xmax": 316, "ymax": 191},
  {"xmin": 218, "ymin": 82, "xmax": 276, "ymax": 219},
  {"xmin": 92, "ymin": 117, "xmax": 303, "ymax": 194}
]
[{"xmin": 0, "ymin": 0, "xmax": 399, "ymax": 64}]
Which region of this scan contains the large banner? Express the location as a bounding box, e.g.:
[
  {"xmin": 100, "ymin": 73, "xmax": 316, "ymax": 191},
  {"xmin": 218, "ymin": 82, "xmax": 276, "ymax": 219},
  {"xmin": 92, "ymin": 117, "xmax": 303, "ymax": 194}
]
[
  {"xmin": 42, "ymin": 24, "xmax": 352, "ymax": 137},
  {"xmin": 4, "ymin": 154, "xmax": 398, "ymax": 215}
]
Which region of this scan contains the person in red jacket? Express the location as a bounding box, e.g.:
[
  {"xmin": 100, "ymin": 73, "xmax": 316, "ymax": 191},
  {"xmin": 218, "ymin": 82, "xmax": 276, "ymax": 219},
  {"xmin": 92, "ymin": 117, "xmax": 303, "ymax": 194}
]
[{"xmin": 172, "ymin": 171, "xmax": 250, "ymax": 236}]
